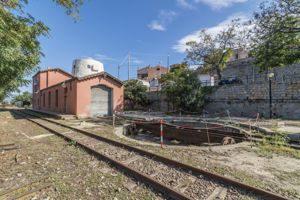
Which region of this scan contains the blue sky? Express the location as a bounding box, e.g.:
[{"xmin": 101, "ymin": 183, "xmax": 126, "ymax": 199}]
[{"xmin": 20, "ymin": 0, "xmax": 262, "ymax": 92}]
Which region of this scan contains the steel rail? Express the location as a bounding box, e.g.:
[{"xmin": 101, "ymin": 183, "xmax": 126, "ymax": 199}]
[
  {"xmin": 16, "ymin": 109, "xmax": 288, "ymax": 200},
  {"xmin": 12, "ymin": 110, "xmax": 191, "ymax": 200}
]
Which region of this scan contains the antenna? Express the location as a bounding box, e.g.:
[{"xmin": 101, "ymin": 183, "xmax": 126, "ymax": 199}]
[
  {"xmin": 167, "ymin": 54, "xmax": 170, "ymax": 72},
  {"xmin": 118, "ymin": 64, "xmax": 120, "ymax": 79}
]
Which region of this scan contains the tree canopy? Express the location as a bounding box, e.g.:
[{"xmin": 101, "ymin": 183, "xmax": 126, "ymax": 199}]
[
  {"xmin": 250, "ymin": 0, "xmax": 300, "ymax": 70},
  {"xmin": 0, "ymin": 0, "xmax": 84, "ymax": 101},
  {"xmin": 161, "ymin": 63, "xmax": 205, "ymax": 112},
  {"xmin": 185, "ymin": 19, "xmax": 246, "ymax": 80},
  {"xmin": 124, "ymin": 80, "xmax": 148, "ymax": 110},
  {"xmin": 12, "ymin": 91, "xmax": 32, "ymax": 106}
]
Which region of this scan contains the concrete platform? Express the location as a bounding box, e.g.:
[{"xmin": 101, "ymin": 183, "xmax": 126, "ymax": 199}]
[{"xmin": 30, "ymin": 109, "xmax": 76, "ymax": 120}]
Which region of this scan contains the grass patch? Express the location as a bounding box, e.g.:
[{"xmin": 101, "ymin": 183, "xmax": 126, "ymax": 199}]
[
  {"xmin": 257, "ymin": 144, "xmax": 300, "ymax": 159},
  {"xmin": 256, "ymin": 133, "xmax": 300, "ymax": 159},
  {"xmin": 268, "ymin": 168, "xmax": 300, "ymax": 185}
]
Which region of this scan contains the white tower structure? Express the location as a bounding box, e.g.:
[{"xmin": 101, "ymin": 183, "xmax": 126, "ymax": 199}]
[{"xmin": 72, "ymin": 58, "xmax": 104, "ymax": 77}]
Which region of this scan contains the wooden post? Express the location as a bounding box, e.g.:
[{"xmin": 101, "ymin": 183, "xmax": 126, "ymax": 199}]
[
  {"xmin": 113, "ymin": 113, "xmax": 116, "ymax": 128},
  {"xmin": 160, "ymin": 119, "xmax": 164, "ymax": 149},
  {"xmin": 205, "ymin": 121, "xmax": 211, "ymax": 151}
]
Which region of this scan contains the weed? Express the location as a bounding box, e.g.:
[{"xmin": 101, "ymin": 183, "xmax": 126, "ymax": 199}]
[
  {"xmin": 68, "ymin": 140, "xmax": 77, "ymax": 146},
  {"xmin": 256, "ymin": 133, "xmax": 300, "ymax": 159}
]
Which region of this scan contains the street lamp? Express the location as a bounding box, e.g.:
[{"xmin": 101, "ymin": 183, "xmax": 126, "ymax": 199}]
[{"xmin": 268, "ymin": 72, "xmax": 274, "ymax": 119}]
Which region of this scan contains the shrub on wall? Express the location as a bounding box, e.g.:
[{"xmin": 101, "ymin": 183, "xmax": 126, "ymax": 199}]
[
  {"xmin": 124, "ymin": 80, "xmax": 149, "ymax": 110},
  {"xmin": 161, "ymin": 63, "xmax": 210, "ymax": 113}
]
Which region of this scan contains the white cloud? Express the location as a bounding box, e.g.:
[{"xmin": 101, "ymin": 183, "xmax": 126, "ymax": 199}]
[
  {"xmin": 195, "ymin": 0, "xmax": 248, "ymax": 9},
  {"xmin": 176, "ymin": 0, "xmax": 248, "ymax": 10},
  {"xmin": 148, "ymin": 10, "xmax": 177, "ymax": 31},
  {"xmin": 94, "ymin": 54, "xmax": 118, "ymax": 62},
  {"xmin": 173, "ymin": 13, "xmax": 250, "ymax": 53},
  {"xmin": 148, "ymin": 21, "xmax": 166, "ymax": 31},
  {"xmin": 176, "ymin": 0, "xmax": 195, "ymax": 10}
]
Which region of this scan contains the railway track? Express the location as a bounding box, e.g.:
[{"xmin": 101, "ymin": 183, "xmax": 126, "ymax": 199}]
[{"xmin": 12, "ymin": 109, "xmax": 288, "ymax": 200}]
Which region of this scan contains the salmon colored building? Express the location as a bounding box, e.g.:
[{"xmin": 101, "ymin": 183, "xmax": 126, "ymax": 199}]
[{"xmin": 32, "ymin": 68, "xmax": 124, "ymax": 118}]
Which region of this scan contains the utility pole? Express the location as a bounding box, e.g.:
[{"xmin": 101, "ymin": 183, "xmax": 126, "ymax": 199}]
[
  {"xmin": 118, "ymin": 64, "xmax": 120, "ymax": 79},
  {"xmin": 128, "ymin": 52, "xmax": 131, "ymax": 80},
  {"xmin": 167, "ymin": 54, "xmax": 170, "ymax": 72}
]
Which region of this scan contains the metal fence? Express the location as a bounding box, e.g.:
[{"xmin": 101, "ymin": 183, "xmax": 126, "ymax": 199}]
[{"xmin": 202, "ymin": 72, "xmax": 300, "ymax": 86}]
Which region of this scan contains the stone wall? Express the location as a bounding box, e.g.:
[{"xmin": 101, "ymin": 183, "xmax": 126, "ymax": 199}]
[
  {"xmin": 146, "ymin": 91, "xmax": 170, "ymax": 112},
  {"xmin": 204, "ymin": 59, "xmax": 300, "ymax": 119}
]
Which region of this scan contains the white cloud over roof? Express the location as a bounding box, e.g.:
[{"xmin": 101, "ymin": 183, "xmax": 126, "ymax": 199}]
[{"xmin": 173, "ymin": 13, "xmax": 249, "ymax": 53}]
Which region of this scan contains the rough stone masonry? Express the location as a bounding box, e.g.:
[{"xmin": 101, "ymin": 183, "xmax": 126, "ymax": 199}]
[{"xmin": 204, "ymin": 58, "xmax": 300, "ymax": 119}]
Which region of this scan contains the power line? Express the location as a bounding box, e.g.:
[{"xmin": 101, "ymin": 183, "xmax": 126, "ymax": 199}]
[
  {"xmin": 131, "ymin": 52, "xmax": 170, "ymax": 57},
  {"xmin": 119, "ymin": 53, "xmax": 129, "ymax": 66},
  {"xmin": 118, "ymin": 64, "xmax": 120, "ymax": 79},
  {"xmin": 128, "ymin": 51, "xmax": 131, "ymax": 80}
]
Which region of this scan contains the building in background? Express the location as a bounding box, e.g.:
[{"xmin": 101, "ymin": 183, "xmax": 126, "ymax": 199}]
[
  {"xmin": 137, "ymin": 65, "xmax": 168, "ymax": 91},
  {"xmin": 193, "ymin": 48, "xmax": 250, "ymax": 86},
  {"xmin": 137, "ymin": 65, "xmax": 168, "ymax": 81},
  {"xmin": 32, "ymin": 59, "xmax": 124, "ymax": 118},
  {"xmin": 229, "ymin": 48, "xmax": 249, "ymax": 62}
]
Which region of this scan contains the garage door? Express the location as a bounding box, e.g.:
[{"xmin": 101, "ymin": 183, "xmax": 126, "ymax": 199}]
[{"xmin": 90, "ymin": 85, "xmax": 112, "ymax": 117}]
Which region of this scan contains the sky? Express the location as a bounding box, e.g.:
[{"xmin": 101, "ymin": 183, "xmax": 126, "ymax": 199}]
[{"xmin": 20, "ymin": 0, "xmax": 262, "ymax": 92}]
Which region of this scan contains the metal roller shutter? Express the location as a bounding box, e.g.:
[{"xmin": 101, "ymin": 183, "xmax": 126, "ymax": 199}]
[{"xmin": 90, "ymin": 85, "xmax": 112, "ymax": 117}]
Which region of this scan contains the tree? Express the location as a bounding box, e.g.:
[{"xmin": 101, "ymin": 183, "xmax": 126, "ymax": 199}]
[
  {"xmin": 12, "ymin": 91, "xmax": 32, "ymax": 106},
  {"xmin": 0, "ymin": 0, "xmax": 84, "ymax": 101},
  {"xmin": 250, "ymin": 0, "xmax": 300, "ymax": 71},
  {"xmin": 185, "ymin": 19, "xmax": 246, "ymax": 80},
  {"xmin": 124, "ymin": 80, "xmax": 148, "ymax": 110},
  {"xmin": 169, "ymin": 62, "xmax": 189, "ymax": 72},
  {"xmin": 161, "ymin": 63, "xmax": 205, "ymax": 112}
]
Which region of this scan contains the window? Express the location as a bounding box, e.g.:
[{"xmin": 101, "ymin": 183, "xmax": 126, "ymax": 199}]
[
  {"xmin": 55, "ymin": 90, "xmax": 58, "ymax": 107},
  {"xmin": 48, "ymin": 91, "xmax": 51, "ymax": 107},
  {"xmin": 87, "ymin": 64, "xmax": 91, "ymax": 69}
]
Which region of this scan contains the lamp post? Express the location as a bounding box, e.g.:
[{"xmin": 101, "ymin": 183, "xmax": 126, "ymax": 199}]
[{"xmin": 268, "ymin": 73, "xmax": 274, "ymax": 119}]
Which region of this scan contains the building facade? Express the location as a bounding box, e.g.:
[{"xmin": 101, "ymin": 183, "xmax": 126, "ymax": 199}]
[
  {"xmin": 32, "ymin": 68, "xmax": 124, "ymax": 118},
  {"xmin": 137, "ymin": 65, "xmax": 168, "ymax": 81},
  {"xmin": 137, "ymin": 65, "xmax": 168, "ymax": 91}
]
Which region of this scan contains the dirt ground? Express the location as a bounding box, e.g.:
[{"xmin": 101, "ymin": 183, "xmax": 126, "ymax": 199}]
[
  {"xmin": 0, "ymin": 110, "xmax": 162, "ymax": 200},
  {"xmin": 8, "ymin": 110, "xmax": 300, "ymax": 199},
  {"xmin": 59, "ymin": 117, "xmax": 300, "ymax": 200}
]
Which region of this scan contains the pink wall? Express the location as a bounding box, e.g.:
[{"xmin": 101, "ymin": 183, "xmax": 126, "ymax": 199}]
[
  {"xmin": 76, "ymin": 76, "xmax": 124, "ymax": 117},
  {"xmin": 47, "ymin": 70, "xmax": 72, "ymax": 88},
  {"xmin": 32, "ymin": 80, "xmax": 76, "ymax": 114},
  {"xmin": 32, "ymin": 71, "xmax": 124, "ymax": 117},
  {"xmin": 32, "ymin": 69, "xmax": 73, "ymax": 111}
]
